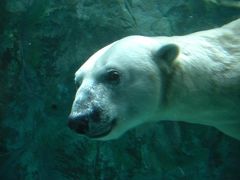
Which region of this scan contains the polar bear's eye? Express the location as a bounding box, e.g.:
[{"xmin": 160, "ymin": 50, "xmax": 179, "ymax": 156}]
[{"xmin": 105, "ymin": 69, "xmax": 121, "ymax": 85}]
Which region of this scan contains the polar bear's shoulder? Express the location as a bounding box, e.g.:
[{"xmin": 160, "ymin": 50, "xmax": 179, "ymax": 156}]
[{"xmin": 222, "ymin": 18, "xmax": 240, "ymax": 32}]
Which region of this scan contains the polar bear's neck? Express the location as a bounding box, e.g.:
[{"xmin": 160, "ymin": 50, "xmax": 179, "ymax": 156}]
[{"xmin": 156, "ymin": 28, "xmax": 240, "ymax": 127}]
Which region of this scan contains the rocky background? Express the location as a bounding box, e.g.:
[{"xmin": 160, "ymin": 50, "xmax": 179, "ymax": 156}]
[{"xmin": 0, "ymin": 0, "xmax": 240, "ymax": 179}]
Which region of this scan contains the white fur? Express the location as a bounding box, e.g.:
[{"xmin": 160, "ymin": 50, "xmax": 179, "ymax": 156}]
[{"xmin": 71, "ymin": 19, "xmax": 240, "ymax": 140}]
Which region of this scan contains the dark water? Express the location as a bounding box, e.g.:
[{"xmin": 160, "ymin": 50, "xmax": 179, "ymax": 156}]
[{"xmin": 0, "ymin": 0, "xmax": 240, "ymax": 179}]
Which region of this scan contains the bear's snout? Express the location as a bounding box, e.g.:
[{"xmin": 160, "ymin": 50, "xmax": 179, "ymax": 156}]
[
  {"xmin": 68, "ymin": 108, "xmax": 101, "ymax": 133},
  {"xmin": 68, "ymin": 107, "xmax": 115, "ymax": 138},
  {"xmin": 68, "ymin": 113, "xmax": 89, "ymax": 134}
]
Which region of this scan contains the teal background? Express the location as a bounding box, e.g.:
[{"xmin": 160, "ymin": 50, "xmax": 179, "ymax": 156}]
[{"xmin": 0, "ymin": 0, "xmax": 240, "ymax": 179}]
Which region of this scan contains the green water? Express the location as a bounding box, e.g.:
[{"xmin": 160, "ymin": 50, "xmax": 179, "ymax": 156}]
[{"xmin": 0, "ymin": 0, "xmax": 240, "ymax": 179}]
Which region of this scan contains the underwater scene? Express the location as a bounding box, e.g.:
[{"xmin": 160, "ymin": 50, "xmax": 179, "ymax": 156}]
[{"xmin": 1, "ymin": 0, "xmax": 240, "ymax": 179}]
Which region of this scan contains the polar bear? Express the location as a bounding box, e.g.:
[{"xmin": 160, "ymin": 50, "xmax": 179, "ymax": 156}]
[{"xmin": 68, "ymin": 18, "xmax": 240, "ymax": 141}]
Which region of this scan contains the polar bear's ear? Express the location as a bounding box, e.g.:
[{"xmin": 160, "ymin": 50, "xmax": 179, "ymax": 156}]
[
  {"xmin": 155, "ymin": 44, "xmax": 179, "ymax": 74},
  {"xmin": 156, "ymin": 44, "xmax": 179, "ymax": 65}
]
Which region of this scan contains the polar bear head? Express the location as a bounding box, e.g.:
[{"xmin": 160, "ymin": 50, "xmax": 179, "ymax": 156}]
[{"xmin": 68, "ymin": 36, "xmax": 179, "ymax": 140}]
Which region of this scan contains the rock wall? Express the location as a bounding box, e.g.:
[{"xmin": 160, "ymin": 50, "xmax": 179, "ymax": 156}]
[{"xmin": 0, "ymin": 0, "xmax": 240, "ymax": 179}]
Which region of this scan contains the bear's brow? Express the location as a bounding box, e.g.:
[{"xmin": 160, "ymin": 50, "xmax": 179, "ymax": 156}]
[
  {"xmin": 75, "ymin": 75, "xmax": 82, "ymax": 83},
  {"xmin": 74, "ymin": 71, "xmax": 84, "ymax": 83}
]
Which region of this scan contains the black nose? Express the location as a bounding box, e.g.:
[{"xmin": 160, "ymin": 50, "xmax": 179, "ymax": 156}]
[
  {"xmin": 68, "ymin": 108, "xmax": 102, "ymax": 134},
  {"xmin": 68, "ymin": 114, "xmax": 89, "ymax": 134}
]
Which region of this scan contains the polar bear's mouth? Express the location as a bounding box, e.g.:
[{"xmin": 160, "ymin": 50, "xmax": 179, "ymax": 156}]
[
  {"xmin": 86, "ymin": 119, "xmax": 116, "ymax": 138},
  {"xmin": 68, "ymin": 111, "xmax": 117, "ymax": 138}
]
